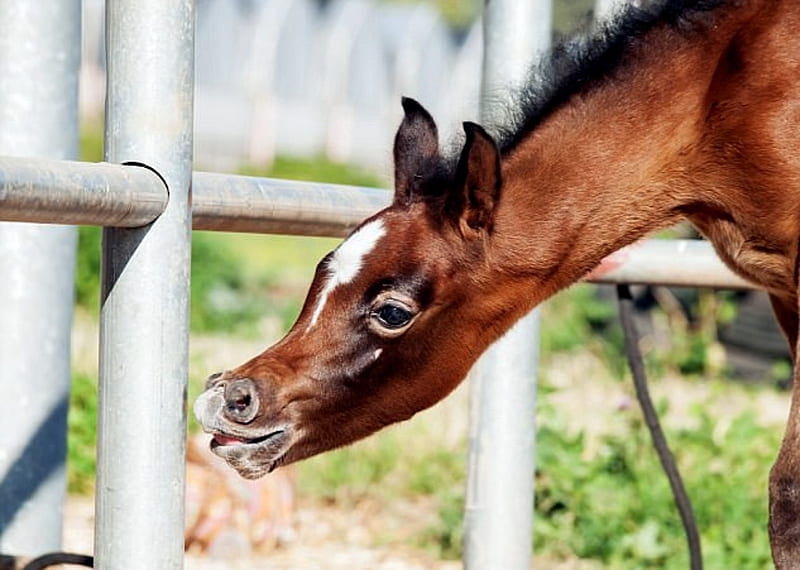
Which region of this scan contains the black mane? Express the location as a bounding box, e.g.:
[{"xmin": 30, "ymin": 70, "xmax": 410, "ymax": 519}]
[{"xmin": 494, "ymin": 0, "xmax": 732, "ymax": 155}]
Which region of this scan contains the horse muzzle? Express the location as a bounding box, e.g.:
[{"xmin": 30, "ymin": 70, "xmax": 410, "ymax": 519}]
[{"xmin": 193, "ymin": 376, "xmax": 291, "ymax": 479}]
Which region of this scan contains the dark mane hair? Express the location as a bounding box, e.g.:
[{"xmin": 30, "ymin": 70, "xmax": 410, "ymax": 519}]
[{"xmin": 494, "ymin": 0, "xmax": 731, "ymax": 154}]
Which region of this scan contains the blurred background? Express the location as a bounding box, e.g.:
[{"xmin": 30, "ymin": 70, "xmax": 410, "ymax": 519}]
[
  {"xmin": 65, "ymin": 1, "xmax": 791, "ymax": 568},
  {"xmin": 81, "ymin": 0, "xmax": 603, "ymax": 173}
]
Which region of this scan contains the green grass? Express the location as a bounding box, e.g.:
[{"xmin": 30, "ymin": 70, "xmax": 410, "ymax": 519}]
[
  {"xmin": 67, "ymin": 373, "xmax": 97, "ymax": 494},
  {"xmin": 76, "ymin": 228, "xmax": 294, "ymax": 335},
  {"xmin": 206, "ymin": 232, "xmax": 338, "ymax": 284},
  {"xmin": 531, "ymin": 401, "xmax": 776, "ymax": 569},
  {"xmin": 296, "ymin": 426, "xmax": 467, "ymax": 506},
  {"xmin": 239, "ymin": 155, "xmax": 385, "ymax": 189}
]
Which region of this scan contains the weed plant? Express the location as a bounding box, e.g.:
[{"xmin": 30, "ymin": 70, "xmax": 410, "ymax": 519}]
[
  {"xmin": 417, "ymin": 375, "xmax": 778, "ymax": 568},
  {"xmin": 532, "ymin": 402, "xmax": 776, "ymax": 568}
]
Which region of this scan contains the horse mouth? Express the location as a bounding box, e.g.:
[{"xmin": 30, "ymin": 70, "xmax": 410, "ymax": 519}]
[
  {"xmin": 210, "ymin": 429, "xmax": 284, "ymax": 448},
  {"xmin": 208, "ymin": 428, "xmax": 290, "ymax": 478}
]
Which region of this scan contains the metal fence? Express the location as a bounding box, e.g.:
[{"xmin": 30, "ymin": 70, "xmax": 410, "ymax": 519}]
[{"xmin": 0, "ymin": 0, "xmax": 756, "ymax": 568}]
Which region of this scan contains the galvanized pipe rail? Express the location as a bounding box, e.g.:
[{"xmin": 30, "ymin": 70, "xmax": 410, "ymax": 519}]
[
  {"xmin": 0, "ymin": 157, "xmax": 165, "ymax": 227},
  {"xmin": 0, "ymin": 156, "xmax": 388, "ymax": 236},
  {"xmin": 192, "ymin": 171, "xmax": 388, "ymax": 236},
  {"xmin": 0, "ymin": 0, "xmax": 80, "ymax": 556},
  {"xmin": 464, "ymin": 0, "xmax": 550, "ymax": 567},
  {"xmin": 587, "ymin": 239, "xmax": 755, "ymax": 289},
  {"xmin": 94, "ymin": 1, "xmax": 194, "ymax": 568}
]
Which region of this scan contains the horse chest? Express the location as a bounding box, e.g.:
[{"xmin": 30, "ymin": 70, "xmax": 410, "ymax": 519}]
[{"xmin": 690, "ymin": 213, "xmax": 798, "ymax": 295}]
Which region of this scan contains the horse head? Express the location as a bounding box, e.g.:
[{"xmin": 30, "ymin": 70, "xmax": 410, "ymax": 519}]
[{"xmin": 193, "ymin": 98, "xmax": 524, "ymax": 479}]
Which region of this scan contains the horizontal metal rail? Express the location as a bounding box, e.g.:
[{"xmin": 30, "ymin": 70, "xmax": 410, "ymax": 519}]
[
  {"xmin": 192, "ymin": 171, "xmax": 389, "ymax": 236},
  {"xmin": 585, "ymin": 238, "xmax": 756, "ymax": 289},
  {"xmin": 0, "ymin": 155, "xmax": 389, "ymax": 236},
  {"xmin": 0, "ymin": 154, "xmax": 758, "ymax": 290},
  {"xmin": 0, "ymin": 156, "xmax": 165, "ymax": 227}
]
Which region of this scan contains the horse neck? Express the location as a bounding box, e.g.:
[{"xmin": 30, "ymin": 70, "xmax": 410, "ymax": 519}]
[{"xmin": 489, "ymin": 10, "xmax": 751, "ymax": 301}]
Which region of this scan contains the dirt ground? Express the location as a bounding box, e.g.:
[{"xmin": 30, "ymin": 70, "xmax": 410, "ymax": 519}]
[{"xmin": 63, "ymin": 494, "xmax": 462, "ymax": 570}]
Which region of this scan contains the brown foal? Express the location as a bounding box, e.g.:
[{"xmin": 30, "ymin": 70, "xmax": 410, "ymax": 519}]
[{"xmin": 195, "ymin": 1, "xmax": 800, "ymax": 564}]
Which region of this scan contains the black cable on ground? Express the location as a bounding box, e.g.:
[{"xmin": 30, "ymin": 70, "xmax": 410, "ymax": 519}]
[
  {"xmin": 21, "ymin": 552, "xmax": 93, "ymax": 569},
  {"xmin": 616, "ymin": 283, "xmax": 703, "ymax": 570}
]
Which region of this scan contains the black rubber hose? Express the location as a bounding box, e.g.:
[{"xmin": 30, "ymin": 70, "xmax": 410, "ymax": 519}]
[
  {"xmin": 616, "ymin": 283, "xmax": 703, "ymax": 570},
  {"xmin": 22, "ymin": 552, "xmax": 93, "ymax": 569}
]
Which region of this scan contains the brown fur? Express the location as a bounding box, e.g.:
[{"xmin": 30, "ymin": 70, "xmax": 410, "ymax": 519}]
[{"xmin": 195, "ymin": 1, "xmax": 800, "ymax": 564}]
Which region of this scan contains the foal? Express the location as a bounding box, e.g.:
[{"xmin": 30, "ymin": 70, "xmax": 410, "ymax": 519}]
[{"xmin": 195, "ymin": 0, "xmax": 800, "ymax": 565}]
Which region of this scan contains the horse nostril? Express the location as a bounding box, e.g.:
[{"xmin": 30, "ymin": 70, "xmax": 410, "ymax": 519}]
[
  {"xmin": 231, "ymin": 392, "xmax": 250, "ymax": 411},
  {"xmin": 223, "ymin": 378, "xmax": 259, "ymax": 424}
]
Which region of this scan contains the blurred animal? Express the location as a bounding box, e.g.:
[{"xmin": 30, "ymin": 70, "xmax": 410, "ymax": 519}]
[{"xmin": 185, "ymin": 437, "xmax": 295, "ymax": 557}]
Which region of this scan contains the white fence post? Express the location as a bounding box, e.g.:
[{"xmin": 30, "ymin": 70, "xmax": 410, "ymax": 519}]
[
  {"xmin": 0, "ymin": 0, "xmax": 80, "ymax": 556},
  {"xmin": 464, "ymin": 1, "xmax": 552, "ymax": 568},
  {"xmin": 94, "ymin": 0, "xmax": 194, "ymax": 567}
]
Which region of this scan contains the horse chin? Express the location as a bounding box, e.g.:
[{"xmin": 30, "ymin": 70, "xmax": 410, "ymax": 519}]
[{"xmin": 209, "ymin": 429, "xmax": 291, "ymax": 479}]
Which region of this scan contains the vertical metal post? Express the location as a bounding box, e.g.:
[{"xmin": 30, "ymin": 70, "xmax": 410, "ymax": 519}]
[
  {"xmin": 95, "ymin": 1, "xmax": 194, "ymax": 568},
  {"xmin": 0, "ymin": 0, "xmax": 80, "ymax": 556},
  {"xmin": 464, "ymin": 1, "xmax": 552, "ymax": 568}
]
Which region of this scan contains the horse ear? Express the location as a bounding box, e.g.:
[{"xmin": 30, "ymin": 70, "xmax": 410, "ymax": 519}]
[
  {"xmin": 448, "ymin": 121, "xmax": 502, "ymax": 235},
  {"xmin": 393, "ymin": 97, "xmax": 439, "ymax": 205}
]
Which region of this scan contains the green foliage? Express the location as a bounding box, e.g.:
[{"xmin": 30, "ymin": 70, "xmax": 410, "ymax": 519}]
[
  {"xmin": 297, "ymin": 436, "xmax": 402, "ymax": 503},
  {"xmin": 553, "ymin": 0, "xmax": 595, "ymax": 35},
  {"xmin": 79, "ymin": 121, "xmax": 104, "ymax": 162},
  {"xmin": 542, "ymin": 284, "xmax": 755, "ymax": 382},
  {"xmin": 423, "ymin": 488, "xmax": 465, "ymax": 559},
  {"xmin": 67, "ymin": 373, "xmax": 97, "ymax": 494},
  {"xmin": 189, "ymin": 232, "xmax": 270, "ymax": 333},
  {"xmin": 424, "ymin": 395, "xmax": 778, "ymax": 567},
  {"xmin": 676, "ymin": 333, "xmax": 709, "ymax": 375},
  {"xmin": 296, "ymin": 429, "xmax": 466, "ymax": 504},
  {"xmin": 407, "ymin": 448, "xmax": 465, "ymax": 495},
  {"xmin": 539, "ymin": 404, "xmax": 776, "ymax": 569},
  {"xmin": 74, "ymin": 228, "xmax": 269, "ymax": 334},
  {"xmin": 75, "ymin": 226, "xmax": 102, "ymax": 309},
  {"xmin": 240, "ymin": 155, "xmax": 383, "ymax": 189},
  {"xmin": 541, "ymin": 285, "xmax": 617, "ymax": 354},
  {"xmin": 541, "ymin": 285, "xmax": 630, "ymax": 379},
  {"xmin": 430, "ymin": 0, "xmax": 480, "ymax": 29}
]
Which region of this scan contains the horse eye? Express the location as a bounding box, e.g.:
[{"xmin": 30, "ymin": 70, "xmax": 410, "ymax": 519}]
[{"xmin": 373, "ymin": 303, "xmax": 413, "ymax": 329}]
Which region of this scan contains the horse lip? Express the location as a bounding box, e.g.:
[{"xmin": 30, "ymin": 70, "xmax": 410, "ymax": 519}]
[
  {"xmin": 208, "ymin": 427, "xmax": 291, "ymax": 473},
  {"xmin": 210, "ymin": 428, "xmax": 287, "ymax": 449}
]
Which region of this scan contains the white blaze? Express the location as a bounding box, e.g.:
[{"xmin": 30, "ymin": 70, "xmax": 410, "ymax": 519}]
[{"xmin": 306, "ymin": 220, "xmax": 386, "ymax": 331}]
